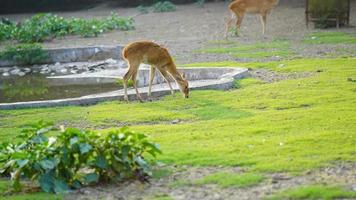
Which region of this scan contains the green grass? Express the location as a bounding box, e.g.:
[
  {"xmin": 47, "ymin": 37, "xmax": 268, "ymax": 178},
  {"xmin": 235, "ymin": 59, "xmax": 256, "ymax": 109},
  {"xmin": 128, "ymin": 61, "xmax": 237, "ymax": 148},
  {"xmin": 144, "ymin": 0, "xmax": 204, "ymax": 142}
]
[
  {"xmin": 304, "ymin": 32, "xmax": 356, "ymax": 44},
  {"xmin": 147, "ymin": 194, "xmax": 174, "ymax": 200},
  {"xmin": 0, "ymin": 180, "xmax": 62, "ymax": 200},
  {"xmin": 195, "ymin": 172, "xmax": 264, "ymax": 188},
  {"xmin": 1, "ymin": 57, "xmax": 356, "ymax": 198},
  {"xmin": 234, "ymin": 78, "xmax": 265, "ymax": 89},
  {"xmin": 266, "ymin": 185, "xmax": 356, "ymax": 200},
  {"xmin": 1, "ymin": 58, "xmax": 356, "ymax": 173},
  {"xmin": 195, "ymin": 40, "xmax": 292, "ymax": 59},
  {"xmin": 152, "ymin": 168, "xmax": 173, "ymax": 179}
]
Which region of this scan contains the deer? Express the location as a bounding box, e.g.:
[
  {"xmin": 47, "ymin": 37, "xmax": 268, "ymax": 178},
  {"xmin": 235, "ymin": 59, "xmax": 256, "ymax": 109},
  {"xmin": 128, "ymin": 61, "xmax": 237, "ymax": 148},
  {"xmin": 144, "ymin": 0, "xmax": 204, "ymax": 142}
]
[
  {"xmin": 122, "ymin": 41, "xmax": 189, "ymax": 102},
  {"xmin": 225, "ymin": 0, "xmax": 280, "ymax": 38}
]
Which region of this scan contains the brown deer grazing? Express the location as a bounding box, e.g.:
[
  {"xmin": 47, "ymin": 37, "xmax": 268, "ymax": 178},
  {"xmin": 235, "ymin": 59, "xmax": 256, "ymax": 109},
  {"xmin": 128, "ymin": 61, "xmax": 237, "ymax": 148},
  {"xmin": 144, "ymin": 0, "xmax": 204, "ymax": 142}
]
[
  {"xmin": 225, "ymin": 0, "xmax": 279, "ymax": 38},
  {"xmin": 122, "ymin": 41, "xmax": 189, "ymax": 102}
]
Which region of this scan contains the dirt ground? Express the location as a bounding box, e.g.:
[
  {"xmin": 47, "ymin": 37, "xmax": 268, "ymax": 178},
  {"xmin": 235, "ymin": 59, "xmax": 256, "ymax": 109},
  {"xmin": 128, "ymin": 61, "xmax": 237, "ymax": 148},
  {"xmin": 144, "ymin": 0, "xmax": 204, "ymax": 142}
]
[
  {"xmin": 65, "ymin": 163, "xmax": 356, "ymax": 200},
  {"xmin": 1, "ymin": 1, "xmax": 356, "ymax": 64}
]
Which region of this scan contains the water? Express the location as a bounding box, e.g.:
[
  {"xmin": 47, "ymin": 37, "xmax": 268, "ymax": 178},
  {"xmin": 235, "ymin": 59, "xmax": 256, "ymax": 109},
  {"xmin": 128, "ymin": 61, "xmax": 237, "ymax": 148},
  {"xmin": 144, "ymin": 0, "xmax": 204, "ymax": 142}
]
[{"xmin": 0, "ymin": 74, "xmax": 120, "ymax": 103}]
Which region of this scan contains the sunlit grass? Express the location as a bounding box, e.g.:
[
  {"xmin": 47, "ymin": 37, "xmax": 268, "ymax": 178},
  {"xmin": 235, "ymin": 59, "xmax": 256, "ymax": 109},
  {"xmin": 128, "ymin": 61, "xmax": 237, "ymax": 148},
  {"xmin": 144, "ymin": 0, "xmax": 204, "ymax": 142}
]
[
  {"xmin": 1, "ymin": 58, "xmax": 356, "ymax": 198},
  {"xmin": 303, "ymin": 32, "xmax": 356, "ymax": 44},
  {"xmin": 195, "ymin": 40, "xmax": 292, "ymax": 59},
  {"xmin": 195, "ymin": 172, "xmax": 264, "ymax": 188},
  {"xmin": 266, "ymin": 185, "xmax": 356, "ymax": 200}
]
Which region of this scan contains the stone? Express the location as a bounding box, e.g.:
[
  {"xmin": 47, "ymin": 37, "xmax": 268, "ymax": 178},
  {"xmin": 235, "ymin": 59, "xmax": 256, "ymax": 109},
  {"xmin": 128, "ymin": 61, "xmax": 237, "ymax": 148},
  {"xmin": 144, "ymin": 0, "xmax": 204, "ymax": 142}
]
[
  {"xmin": 171, "ymin": 119, "xmax": 180, "ymax": 124},
  {"xmin": 23, "ymin": 68, "xmax": 31, "ymax": 73},
  {"xmin": 18, "ymin": 72, "xmax": 26, "ymax": 76},
  {"xmin": 117, "ymin": 60, "xmax": 127, "ymax": 68},
  {"xmin": 2, "ymin": 72, "xmax": 10, "ymax": 76},
  {"xmin": 60, "ymin": 68, "xmax": 68, "ymax": 73},
  {"xmin": 105, "ymin": 58, "xmax": 117, "ymax": 65},
  {"xmin": 10, "ymin": 68, "xmax": 21, "ymax": 75},
  {"xmin": 55, "ymin": 62, "xmax": 61, "ymax": 66}
]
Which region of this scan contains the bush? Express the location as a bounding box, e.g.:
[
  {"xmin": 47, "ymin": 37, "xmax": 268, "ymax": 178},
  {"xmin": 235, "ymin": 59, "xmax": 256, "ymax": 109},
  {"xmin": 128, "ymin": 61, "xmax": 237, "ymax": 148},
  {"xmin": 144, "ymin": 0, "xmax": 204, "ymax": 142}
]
[
  {"xmin": 2, "ymin": 13, "xmax": 134, "ymax": 43},
  {"xmin": 136, "ymin": 5, "xmax": 150, "ymax": 14},
  {"xmin": 0, "ymin": 43, "xmax": 48, "ymax": 65},
  {"xmin": 0, "ymin": 121, "xmax": 161, "ymax": 193},
  {"xmin": 153, "ymin": 1, "xmax": 176, "ymax": 12},
  {"xmin": 0, "ymin": 22, "xmax": 16, "ymax": 42}
]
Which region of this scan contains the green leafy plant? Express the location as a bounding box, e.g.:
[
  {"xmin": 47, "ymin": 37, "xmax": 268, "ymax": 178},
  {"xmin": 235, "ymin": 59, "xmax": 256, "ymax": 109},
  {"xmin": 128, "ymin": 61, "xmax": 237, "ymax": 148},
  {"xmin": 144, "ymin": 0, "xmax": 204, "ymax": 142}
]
[
  {"xmin": 0, "ymin": 22, "xmax": 16, "ymax": 42},
  {"xmin": 0, "ymin": 121, "xmax": 161, "ymax": 194},
  {"xmin": 4, "ymin": 13, "xmax": 134, "ymax": 43},
  {"xmin": 137, "ymin": 5, "xmax": 150, "ymax": 14},
  {"xmin": 153, "ymin": 1, "xmax": 176, "ymax": 13},
  {"xmin": 0, "ymin": 43, "xmax": 48, "ymax": 65}
]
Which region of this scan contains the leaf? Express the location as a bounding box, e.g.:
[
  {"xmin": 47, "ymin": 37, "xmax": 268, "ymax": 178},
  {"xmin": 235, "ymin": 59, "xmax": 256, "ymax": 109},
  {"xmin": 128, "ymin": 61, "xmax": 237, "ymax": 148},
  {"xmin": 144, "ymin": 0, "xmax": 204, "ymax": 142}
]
[
  {"xmin": 94, "ymin": 155, "xmax": 108, "ymax": 169},
  {"xmin": 39, "ymin": 159, "xmax": 56, "ymax": 170},
  {"xmin": 70, "ymin": 137, "xmax": 78, "ymax": 146},
  {"xmin": 16, "ymin": 159, "xmax": 29, "ymax": 168},
  {"xmin": 39, "ymin": 172, "xmax": 55, "ymax": 193},
  {"xmin": 79, "ymin": 143, "xmax": 92, "ymax": 154},
  {"xmin": 71, "ymin": 180, "xmax": 82, "ymax": 189},
  {"xmin": 54, "ymin": 179, "xmax": 70, "ymax": 194},
  {"xmin": 84, "ymin": 173, "xmax": 99, "ymax": 184}
]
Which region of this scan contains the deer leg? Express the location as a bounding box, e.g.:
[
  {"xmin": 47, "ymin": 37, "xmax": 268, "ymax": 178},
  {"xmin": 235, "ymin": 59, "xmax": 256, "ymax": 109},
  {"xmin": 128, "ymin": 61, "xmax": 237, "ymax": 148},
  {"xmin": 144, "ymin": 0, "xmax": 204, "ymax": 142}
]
[
  {"xmin": 225, "ymin": 13, "xmax": 235, "ymax": 39},
  {"xmin": 260, "ymin": 12, "xmax": 267, "ymax": 35},
  {"xmin": 123, "ymin": 64, "xmax": 136, "ymax": 102},
  {"xmin": 148, "ymin": 65, "xmax": 156, "ymax": 99},
  {"xmin": 130, "ymin": 69, "xmax": 143, "ymax": 102},
  {"xmin": 158, "ymin": 68, "xmax": 175, "ymax": 96},
  {"xmin": 235, "ymin": 12, "xmax": 244, "ymax": 36}
]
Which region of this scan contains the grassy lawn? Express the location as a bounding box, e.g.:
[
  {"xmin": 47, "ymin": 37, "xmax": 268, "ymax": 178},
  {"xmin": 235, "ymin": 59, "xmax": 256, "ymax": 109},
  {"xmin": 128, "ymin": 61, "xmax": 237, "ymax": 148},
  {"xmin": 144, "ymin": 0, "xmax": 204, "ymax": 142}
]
[
  {"xmin": 194, "ymin": 172, "xmax": 264, "ymax": 188},
  {"xmin": 195, "ymin": 40, "xmax": 293, "ymax": 59},
  {"xmin": 303, "ymin": 32, "xmax": 356, "ymax": 44},
  {"xmin": 1, "ymin": 57, "xmax": 356, "ymax": 198},
  {"xmin": 266, "ymin": 185, "xmax": 356, "ymax": 200}
]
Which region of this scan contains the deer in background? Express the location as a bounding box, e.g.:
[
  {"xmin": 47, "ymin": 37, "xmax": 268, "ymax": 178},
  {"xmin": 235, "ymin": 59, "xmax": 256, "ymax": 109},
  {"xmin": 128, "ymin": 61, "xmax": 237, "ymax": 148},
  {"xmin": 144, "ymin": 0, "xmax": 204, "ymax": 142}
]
[
  {"xmin": 225, "ymin": 0, "xmax": 280, "ymax": 38},
  {"xmin": 122, "ymin": 41, "xmax": 189, "ymax": 102}
]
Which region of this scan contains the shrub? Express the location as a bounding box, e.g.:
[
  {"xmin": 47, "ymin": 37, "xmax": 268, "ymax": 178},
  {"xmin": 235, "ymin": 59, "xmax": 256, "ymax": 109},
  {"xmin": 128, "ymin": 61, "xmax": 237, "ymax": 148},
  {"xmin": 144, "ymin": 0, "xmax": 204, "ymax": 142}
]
[
  {"xmin": 3, "ymin": 13, "xmax": 134, "ymax": 43},
  {"xmin": 0, "ymin": 22, "xmax": 16, "ymax": 42},
  {"xmin": 0, "ymin": 121, "xmax": 161, "ymax": 193},
  {"xmin": 0, "ymin": 43, "xmax": 48, "ymax": 65},
  {"xmin": 153, "ymin": 1, "xmax": 176, "ymax": 12},
  {"xmin": 137, "ymin": 5, "xmax": 150, "ymax": 14}
]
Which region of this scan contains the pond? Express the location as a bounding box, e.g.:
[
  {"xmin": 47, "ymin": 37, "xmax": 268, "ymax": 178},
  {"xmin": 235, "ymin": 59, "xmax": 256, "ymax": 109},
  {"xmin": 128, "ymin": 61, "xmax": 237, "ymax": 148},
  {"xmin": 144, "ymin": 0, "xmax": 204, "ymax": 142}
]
[{"xmin": 0, "ymin": 74, "xmax": 120, "ymax": 103}]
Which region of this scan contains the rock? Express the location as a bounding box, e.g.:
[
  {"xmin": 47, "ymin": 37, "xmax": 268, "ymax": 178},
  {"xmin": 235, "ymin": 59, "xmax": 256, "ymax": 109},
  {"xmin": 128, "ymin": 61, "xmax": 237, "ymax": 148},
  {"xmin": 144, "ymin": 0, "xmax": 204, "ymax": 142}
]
[
  {"xmin": 171, "ymin": 119, "xmax": 180, "ymax": 124},
  {"xmin": 60, "ymin": 68, "xmax": 68, "ymax": 73},
  {"xmin": 41, "ymin": 66, "xmax": 49, "ymax": 71},
  {"xmin": 23, "ymin": 68, "xmax": 31, "ymax": 73},
  {"xmin": 55, "ymin": 62, "xmax": 61, "ymax": 66},
  {"xmin": 18, "ymin": 72, "xmax": 26, "ymax": 76},
  {"xmin": 2, "ymin": 72, "xmax": 10, "ymax": 76},
  {"xmin": 105, "ymin": 58, "xmax": 117, "ymax": 65},
  {"xmin": 118, "ymin": 60, "xmax": 127, "ymax": 68},
  {"xmin": 40, "ymin": 71, "xmax": 48, "ymax": 74},
  {"xmin": 10, "ymin": 68, "xmax": 21, "ymax": 75},
  {"xmin": 70, "ymin": 70, "xmax": 78, "ymax": 74},
  {"xmin": 50, "ymin": 72, "xmax": 55, "ymax": 76}
]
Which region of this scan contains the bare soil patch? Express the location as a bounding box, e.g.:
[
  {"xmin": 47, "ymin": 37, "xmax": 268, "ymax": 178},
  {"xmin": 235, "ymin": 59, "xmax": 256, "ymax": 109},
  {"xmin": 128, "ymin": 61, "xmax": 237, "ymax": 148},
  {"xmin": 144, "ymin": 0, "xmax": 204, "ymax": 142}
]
[{"xmin": 65, "ymin": 163, "xmax": 356, "ymax": 200}]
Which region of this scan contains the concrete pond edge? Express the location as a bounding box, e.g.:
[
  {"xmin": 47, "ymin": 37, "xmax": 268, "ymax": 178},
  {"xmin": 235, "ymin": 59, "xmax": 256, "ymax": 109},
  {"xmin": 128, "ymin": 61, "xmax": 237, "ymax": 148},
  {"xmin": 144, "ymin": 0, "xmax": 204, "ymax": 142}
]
[{"xmin": 0, "ymin": 67, "xmax": 249, "ymax": 110}]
